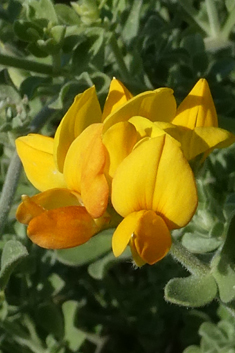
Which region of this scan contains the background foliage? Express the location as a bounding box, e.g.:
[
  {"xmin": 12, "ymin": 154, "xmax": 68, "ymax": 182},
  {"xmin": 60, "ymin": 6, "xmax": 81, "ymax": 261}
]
[{"xmin": 1, "ymin": 0, "xmax": 235, "ymax": 352}]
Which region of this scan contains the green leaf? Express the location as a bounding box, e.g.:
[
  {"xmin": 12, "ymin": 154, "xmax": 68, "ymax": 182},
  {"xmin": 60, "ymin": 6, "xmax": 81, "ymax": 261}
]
[
  {"xmin": 50, "ymin": 25, "xmax": 66, "ymax": 44},
  {"xmin": 7, "ymin": 0, "xmax": 22, "ymax": 22},
  {"xmin": 20, "ymin": 76, "xmax": 52, "ymax": 99},
  {"xmin": 56, "ymin": 229, "xmax": 114, "ymax": 266},
  {"xmin": 88, "ymin": 248, "xmax": 131, "ymax": 279},
  {"xmin": 209, "ymin": 222, "xmax": 224, "ymax": 238},
  {"xmin": 165, "ymin": 274, "xmax": 217, "ymax": 307},
  {"xmin": 221, "ymin": 211, "xmax": 235, "ymax": 263},
  {"xmin": 62, "ymin": 301, "xmax": 86, "ymax": 351},
  {"xmin": 28, "ymin": 0, "xmax": 58, "ymax": 24},
  {"xmin": 209, "ymin": 59, "xmax": 235, "ymax": 80},
  {"xmin": 181, "ymin": 33, "xmax": 205, "ymax": 56},
  {"xmin": 27, "ymin": 42, "xmax": 49, "ymax": 58},
  {"xmin": 0, "ymin": 240, "xmax": 28, "ymax": 290},
  {"xmin": 218, "ymin": 321, "xmax": 235, "ymax": 341},
  {"xmin": 199, "ymin": 322, "xmax": 228, "ymax": 350},
  {"xmin": 224, "ymin": 193, "xmax": 235, "ymax": 219},
  {"xmin": 88, "ymin": 252, "xmax": 115, "ymax": 279},
  {"xmin": 49, "ymin": 76, "xmax": 93, "ymax": 110},
  {"xmin": 37, "ymin": 38, "xmax": 60, "ymax": 55},
  {"xmin": 182, "ymin": 232, "xmax": 222, "ymax": 254},
  {"xmin": 14, "ymin": 20, "xmax": 43, "ymax": 42},
  {"xmin": 72, "ymin": 39, "xmax": 91, "ymax": 74},
  {"xmin": 72, "ymin": 29, "xmax": 105, "ymax": 74},
  {"xmin": 62, "ymin": 35, "xmax": 81, "ymax": 53},
  {"xmin": 226, "ymin": 0, "xmax": 235, "ymax": 11},
  {"xmin": 49, "ymin": 80, "xmax": 80, "ymax": 109},
  {"xmin": 183, "ymin": 346, "xmax": 202, "ymax": 353},
  {"xmin": 211, "ymin": 254, "xmax": 235, "ymax": 303},
  {"xmin": 192, "ymin": 52, "xmax": 208, "ymax": 73},
  {"xmin": 48, "ymin": 273, "xmax": 65, "ymax": 295},
  {"xmin": 36, "ymin": 303, "xmax": 64, "ymax": 339},
  {"xmin": 55, "ymin": 4, "xmax": 80, "ymax": 25},
  {"xmin": 122, "ymin": 0, "xmax": 143, "ymax": 43}
]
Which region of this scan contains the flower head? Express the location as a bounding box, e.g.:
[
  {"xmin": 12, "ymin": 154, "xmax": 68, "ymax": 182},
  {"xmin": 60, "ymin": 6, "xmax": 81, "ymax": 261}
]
[{"xmin": 15, "ymin": 77, "xmax": 233, "ymax": 265}]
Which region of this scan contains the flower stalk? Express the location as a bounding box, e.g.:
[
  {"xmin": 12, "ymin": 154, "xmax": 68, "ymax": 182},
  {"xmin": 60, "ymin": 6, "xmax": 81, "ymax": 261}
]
[
  {"xmin": 170, "ymin": 238, "xmax": 210, "ymax": 276},
  {"xmin": 0, "ymin": 53, "xmax": 67, "ymax": 76},
  {"xmin": 0, "ymin": 151, "xmax": 22, "ymax": 235}
]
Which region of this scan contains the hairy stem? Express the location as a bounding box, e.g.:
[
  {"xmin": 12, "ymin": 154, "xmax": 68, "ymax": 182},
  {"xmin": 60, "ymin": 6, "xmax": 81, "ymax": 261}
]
[{"xmin": 170, "ymin": 238, "xmax": 210, "ymax": 276}]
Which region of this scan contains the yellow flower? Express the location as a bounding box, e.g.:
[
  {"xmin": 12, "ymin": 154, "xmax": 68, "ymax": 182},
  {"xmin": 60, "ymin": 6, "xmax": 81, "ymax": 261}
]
[
  {"xmin": 103, "ymin": 78, "xmax": 235, "ymax": 163},
  {"xmin": 16, "ymin": 87, "xmax": 108, "ymax": 249},
  {"xmin": 171, "ymin": 79, "xmax": 235, "ymax": 161},
  {"xmin": 111, "ymin": 134, "xmax": 198, "ymax": 265},
  {"xmin": 15, "ymin": 78, "xmax": 177, "ymax": 251},
  {"xmin": 15, "ymin": 77, "xmax": 234, "ymax": 266},
  {"xmin": 18, "ymin": 78, "xmax": 225, "ymax": 265}
]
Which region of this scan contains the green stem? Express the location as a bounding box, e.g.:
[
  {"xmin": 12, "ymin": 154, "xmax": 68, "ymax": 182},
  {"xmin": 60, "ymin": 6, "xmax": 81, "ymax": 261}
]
[
  {"xmin": 0, "ymin": 152, "xmax": 22, "ymax": 235},
  {"xmin": 109, "ymin": 34, "xmax": 130, "ymax": 80},
  {"xmin": 205, "ymin": 0, "xmax": 220, "ymax": 37},
  {"xmin": 170, "ymin": 238, "xmax": 210, "ymax": 276},
  {"xmin": 221, "ymin": 6, "xmax": 235, "ymax": 40},
  {"xmin": 0, "ymin": 53, "xmax": 66, "ymax": 76},
  {"xmin": 178, "ymin": 0, "xmax": 211, "ymax": 36}
]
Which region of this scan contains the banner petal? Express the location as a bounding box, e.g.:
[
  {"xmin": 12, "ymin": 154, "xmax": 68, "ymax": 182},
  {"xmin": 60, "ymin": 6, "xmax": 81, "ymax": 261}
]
[
  {"xmin": 54, "ymin": 87, "xmax": 102, "ymax": 172},
  {"xmin": 103, "ymin": 88, "xmax": 176, "ymax": 132},
  {"xmin": 172, "ymin": 79, "xmax": 218, "ymax": 129},
  {"xmin": 102, "ymin": 78, "xmax": 133, "ymax": 121}
]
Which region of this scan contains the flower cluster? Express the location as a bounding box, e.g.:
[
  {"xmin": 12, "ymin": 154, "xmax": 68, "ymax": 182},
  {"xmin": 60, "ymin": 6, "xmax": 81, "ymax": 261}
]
[{"xmin": 15, "ymin": 78, "xmax": 235, "ymax": 266}]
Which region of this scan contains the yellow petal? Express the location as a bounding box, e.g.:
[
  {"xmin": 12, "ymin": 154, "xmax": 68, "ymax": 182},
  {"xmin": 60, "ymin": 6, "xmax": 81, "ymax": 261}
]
[
  {"xmin": 54, "ymin": 86, "xmax": 102, "ymax": 172},
  {"xmin": 102, "ymin": 78, "xmax": 133, "ymax": 121},
  {"xmin": 80, "ymin": 125, "xmax": 109, "ymax": 218},
  {"xmin": 172, "ymin": 79, "xmax": 218, "ymax": 129},
  {"xmin": 178, "ymin": 126, "xmax": 235, "ymax": 160},
  {"xmin": 112, "ymin": 135, "xmax": 197, "ymax": 229},
  {"xmin": 15, "ymin": 134, "xmax": 66, "ymax": 192},
  {"xmin": 103, "ymin": 87, "xmax": 176, "ymax": 132},
  {"xmin": 16, "ymin": 188, "xmax": 82, "ymax": 224},
  {"xmin": 129, "ymin": 116, "xmax": 166, "ymax": 139},
  {"xmin": 63, "ymin": 123, "xmax": 103, "ymax": 193},
  {"xmin": 112, "ymin": 212, "xmax": 136, "ymax": 257},
  {"xmin": 112, "ymin": 210, "xmax": 171, "ymax": 265},
  {"xmin": 16, "ymin": 195, "xmax": 44, "ymax": 224},
  {"xmin": 27, "ymin": 206, "xmax": 98, "ymax": 249},
  {"xmin": 102, "ymin": 121, "xmax": 138, "ymax": 179}
]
